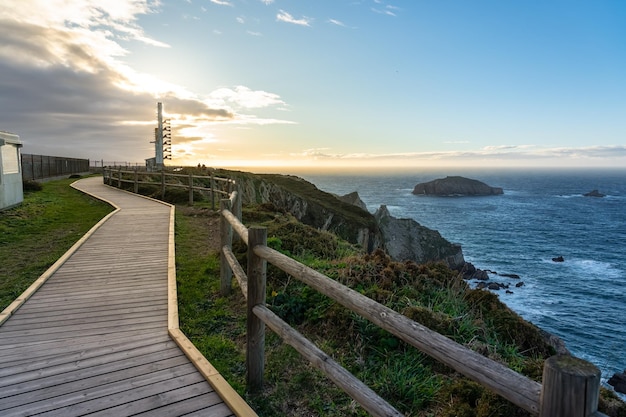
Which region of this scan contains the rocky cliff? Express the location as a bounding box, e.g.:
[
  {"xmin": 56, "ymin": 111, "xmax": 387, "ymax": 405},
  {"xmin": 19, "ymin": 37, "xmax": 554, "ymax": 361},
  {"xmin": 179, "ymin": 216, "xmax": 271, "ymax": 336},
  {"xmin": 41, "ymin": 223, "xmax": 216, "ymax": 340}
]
[
  {"xmin": 233, "ymin": 172, "xmax": 381, "ymax": 252},
  {"xmin": 227, "ymin": 170, "xmax": 464, "ymax": 269},
  {"xmin": 374, "ymin": 205, "xmax": 465, "ymax": 269},
  {"xmin": 412, "ymin": 176, "xmax": 503, "ymax": 196}
]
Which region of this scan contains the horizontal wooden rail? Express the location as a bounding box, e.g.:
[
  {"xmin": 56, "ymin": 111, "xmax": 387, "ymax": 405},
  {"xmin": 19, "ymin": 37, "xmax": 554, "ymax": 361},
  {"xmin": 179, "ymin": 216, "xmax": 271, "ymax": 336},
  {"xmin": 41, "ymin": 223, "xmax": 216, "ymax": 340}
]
[
  {"xmin": 102, "ymin": 167, "xmax": 234, "ymax": 207},
  {"xmin": 223, "ymin": 246, "xmax": 248, "ymax": 299},
  {"xmin": 253, "ymin": 304, "xmax": 402, "ymax": 417},
  {"xmin": 222, "ymin": 209, "xmax": 249, "ymax": 245},
  {"xmin": 253, "ymin": 244, "xmax": 542, "ymax": 414}
]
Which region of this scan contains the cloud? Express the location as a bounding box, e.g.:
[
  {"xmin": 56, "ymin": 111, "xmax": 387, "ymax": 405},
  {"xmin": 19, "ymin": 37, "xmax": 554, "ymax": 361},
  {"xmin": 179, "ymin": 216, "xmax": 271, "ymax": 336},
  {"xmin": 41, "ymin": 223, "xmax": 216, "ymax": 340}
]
[
  {"xmin": 210, "ymin": 0, "xmax": 233, "ymax": 6},
  {"xmin": 290, "ymin": 145, "xmax": 626, "ymax": 166},
  {"xmin": 209, "ymin": 86, "xmax": 287, "ymax": 109},
  {"xmin": 0, "ymin": 0, "xmax": 293, "ymax": 162},
  {"xmin": 371, "ymin": 1, "xmax": 400, "ymax": 17},
  {"xmin": 260, "ymin": 0, "xmax": 274, "ymax": 4},
  {"xmin": 276, "ymin": 10, "xmax": 312, "ymax": 27},
  {"xmin": 327, "ymin": 19, "xmax": 355, "ymax": 29}
]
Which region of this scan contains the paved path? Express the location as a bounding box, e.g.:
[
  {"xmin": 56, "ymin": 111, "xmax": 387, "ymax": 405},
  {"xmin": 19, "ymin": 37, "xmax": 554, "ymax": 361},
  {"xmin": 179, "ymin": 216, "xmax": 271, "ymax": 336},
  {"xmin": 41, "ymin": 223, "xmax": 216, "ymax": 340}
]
[{"xmin": 0, "ymin": 177, "xmax": 251, "ymax": 417}]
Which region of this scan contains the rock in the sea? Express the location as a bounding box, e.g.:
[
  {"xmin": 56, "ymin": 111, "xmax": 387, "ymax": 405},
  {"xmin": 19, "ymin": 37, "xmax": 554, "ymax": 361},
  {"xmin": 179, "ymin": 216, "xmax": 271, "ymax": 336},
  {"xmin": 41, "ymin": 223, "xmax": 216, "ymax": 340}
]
[
  {"xmin": 515, "ymin": 281, "xmax": 525, "ymax": 288},
  {"xmin": 412, "ymin": 176, "xmax": 503, "ymax": 196},
  {"xmin": 608, "ymin": 371, "xmax": 626, "ymax": 394},
  {"xmin": 460, "ymin": 262, "xmax": 489, "ymax": 280},
  {"xmin": 500, "ymin": 273, "xmax": 521, "ymax": 279},
  {"xmin": 583, "ymin": 189, "xmax": 605, "ymax": 198},
  {"xmin": 487, "ymin": 282, "xmax": 501, "ymax": 290},
  {"xmin": 552, "ymin": 256, "xmax": 565, "ymax": 262}
]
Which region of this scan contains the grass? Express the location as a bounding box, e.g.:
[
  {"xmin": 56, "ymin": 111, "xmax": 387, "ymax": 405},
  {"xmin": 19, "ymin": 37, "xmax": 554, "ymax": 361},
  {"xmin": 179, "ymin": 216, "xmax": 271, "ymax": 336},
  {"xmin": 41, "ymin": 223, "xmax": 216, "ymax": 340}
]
[
  {"xmin": 173, "ymin": 203, "xmax": 561, "ymax": 416},
  {"xmin": 0, "ymin": 177, "xmax": 113, "ymax": 311}
]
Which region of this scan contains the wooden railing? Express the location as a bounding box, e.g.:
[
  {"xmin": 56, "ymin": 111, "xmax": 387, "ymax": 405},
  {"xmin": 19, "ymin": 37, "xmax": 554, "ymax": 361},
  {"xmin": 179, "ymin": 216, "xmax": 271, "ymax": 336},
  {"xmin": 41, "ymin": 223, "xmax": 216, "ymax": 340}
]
[
  {"xmin": 218, "ymin": 197, "xmax": 608, "ymax": 417},
  {"xmin": 102, "ymin": 167, "xmax": 235, "ymax": 208}
]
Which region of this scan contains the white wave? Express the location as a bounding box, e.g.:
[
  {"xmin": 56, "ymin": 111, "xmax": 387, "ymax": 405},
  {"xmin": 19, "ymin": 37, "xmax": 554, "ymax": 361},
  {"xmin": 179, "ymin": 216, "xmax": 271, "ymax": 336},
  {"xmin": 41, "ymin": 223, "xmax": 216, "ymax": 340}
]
[
  {"xmin": 567, "ymin": 259, "xmax": 623, "ymax": 279},
  {"xmin": 555, "ymin": 194, "xmax": 584, "ymax": 199}
]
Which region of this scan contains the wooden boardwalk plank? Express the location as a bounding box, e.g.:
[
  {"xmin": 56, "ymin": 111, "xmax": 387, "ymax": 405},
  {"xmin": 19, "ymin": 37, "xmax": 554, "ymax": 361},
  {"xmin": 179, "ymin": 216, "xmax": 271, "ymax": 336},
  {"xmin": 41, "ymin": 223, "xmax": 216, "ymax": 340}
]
[
  {"xmin": 0, "ymin": 177, "xmax": 252, "ymax": 417},
  {"xmin": 0, "ymin": 359, "xmax": 196, "ymax": 409},
  {"xmin": 0, "ymin": 331, "xmax": 168, "ymax": 366}
]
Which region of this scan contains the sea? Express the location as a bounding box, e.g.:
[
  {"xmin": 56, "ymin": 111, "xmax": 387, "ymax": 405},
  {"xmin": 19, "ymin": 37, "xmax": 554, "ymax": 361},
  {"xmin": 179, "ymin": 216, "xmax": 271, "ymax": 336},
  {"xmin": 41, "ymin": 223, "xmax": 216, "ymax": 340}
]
[{"xmin": 294, "ymin": 168, "xmax": 625, "ymax": 395}]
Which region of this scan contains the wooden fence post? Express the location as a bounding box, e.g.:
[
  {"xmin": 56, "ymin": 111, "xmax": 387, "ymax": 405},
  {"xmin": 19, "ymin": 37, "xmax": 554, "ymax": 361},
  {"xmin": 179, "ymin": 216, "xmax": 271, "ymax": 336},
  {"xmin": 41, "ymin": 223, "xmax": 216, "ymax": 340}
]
[
  {"xmin": 134, "ymin": 168, "xmax": 139, "ymax": 194},
  {"xmin": 188, "ymin": 173, "xmax": 194, "ymax": 205},
  {"xmin": 234, "ymin": 183, "xmax": 242, "ymax": 222},
  {"xmin": 117, "ymin": 167, "xmax": 122, "ymax": 188},
  {"xmin": 539, "ymin": 355, "xmax": 601, "ymax": 417},
  {"xmin": 220, "ymin": 199, "xmax": 233, "ymax": 296},
  {"xmin": 210, "ymin": 174, "xmax": 215, "ymax": 210},
  {"xmin": 161, "ymin": 170, "xmax": 165, "ymax": 200},
  {"xmin": 247, "ymin": 227, "xmax": 267, "ymax": 394}
]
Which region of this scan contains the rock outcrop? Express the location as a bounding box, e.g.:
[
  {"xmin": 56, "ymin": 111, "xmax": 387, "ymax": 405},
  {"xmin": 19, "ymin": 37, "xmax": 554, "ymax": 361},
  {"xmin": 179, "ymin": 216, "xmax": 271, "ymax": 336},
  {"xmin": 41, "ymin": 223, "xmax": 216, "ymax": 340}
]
[
  {"xmin": 374, "ymin": 205, "xmax": 465, "ymax": 269},
  {"xmin": 336, "ymin": 191, "xmax": 368, "ymax": 211},
  {"xmin": 609, "ymin": 371, "xmax": 626, "ymax": 394},
  {"xmin": 412, "ymin": 176, "xmax": 503, "ymax": 196},
  {"xmin": 583, "ymin": 189, "xmax": 605, "ymax": 198},
  {"xmin": 230, "ymin": 170, "xmax": 465, "ymax": 268},
  {"xmin": 234, "ymin": 172, "xmax": 380, "ymax": 252}
]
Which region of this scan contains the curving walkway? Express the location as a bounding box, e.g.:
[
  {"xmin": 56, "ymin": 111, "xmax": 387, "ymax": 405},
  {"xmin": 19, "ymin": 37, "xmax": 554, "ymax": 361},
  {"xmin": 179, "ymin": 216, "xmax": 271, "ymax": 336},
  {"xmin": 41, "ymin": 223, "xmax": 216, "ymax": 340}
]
[{"xmin": 0, "ymin": 176, "xmax": 254, "ymax": 417}]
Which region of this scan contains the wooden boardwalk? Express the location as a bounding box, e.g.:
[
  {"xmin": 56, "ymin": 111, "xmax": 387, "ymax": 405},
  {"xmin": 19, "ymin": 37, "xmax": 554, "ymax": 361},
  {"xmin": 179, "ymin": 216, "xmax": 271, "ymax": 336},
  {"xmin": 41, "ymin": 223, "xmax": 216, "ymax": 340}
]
[{"xmin": 0, "ymin": 177, "xmax": 255, "ymax": 417}]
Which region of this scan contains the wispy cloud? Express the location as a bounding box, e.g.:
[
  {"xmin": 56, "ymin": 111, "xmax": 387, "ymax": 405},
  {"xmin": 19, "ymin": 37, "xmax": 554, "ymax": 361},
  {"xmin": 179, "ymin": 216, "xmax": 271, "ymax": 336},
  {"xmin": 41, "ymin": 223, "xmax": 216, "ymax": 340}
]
[
  {"xmin": 276, "ymin": 10, "xmax": 312, "ymax": 27},
  {"xmin": 327, "ymin": 18, "xmax": 356, "ymax": 29},
  {"xmin": 291, "ymin": 145, "xmax": 626, "ymax": 166},
  {"xmin": 210, "ymin": 0, "xmax": 233, "ymax": 6},
  {"xmin": 371, "ymin": 1, "xmax": 400, "ymax": 17},
  {"xmin": 209, "ymin": 86, "xmax": 286, "ymax": 109}
]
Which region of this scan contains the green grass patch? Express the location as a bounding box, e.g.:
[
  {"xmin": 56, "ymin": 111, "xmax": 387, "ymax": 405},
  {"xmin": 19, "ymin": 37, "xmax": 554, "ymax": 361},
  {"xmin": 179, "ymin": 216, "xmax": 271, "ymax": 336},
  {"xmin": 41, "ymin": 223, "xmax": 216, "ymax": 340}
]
[{"xmin": 0, "ymin": 177, "xmax": 113, "ymax": 311}]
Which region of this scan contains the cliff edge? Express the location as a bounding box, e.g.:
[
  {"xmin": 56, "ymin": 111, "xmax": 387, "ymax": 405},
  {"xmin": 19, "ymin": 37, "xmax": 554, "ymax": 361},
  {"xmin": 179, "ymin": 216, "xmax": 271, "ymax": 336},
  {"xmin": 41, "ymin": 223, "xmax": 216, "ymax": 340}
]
[{"xmin": 227, "ymin": 170, "xmax": 464, "ymax": 269}]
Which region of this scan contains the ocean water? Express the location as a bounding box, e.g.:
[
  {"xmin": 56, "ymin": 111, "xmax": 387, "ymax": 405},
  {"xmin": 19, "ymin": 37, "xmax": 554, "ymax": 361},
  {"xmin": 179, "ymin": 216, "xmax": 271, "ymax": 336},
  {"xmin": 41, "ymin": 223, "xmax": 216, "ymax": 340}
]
[{"xmin": 298, "ymin": 168, "xmax": 626, "ymax": 393}]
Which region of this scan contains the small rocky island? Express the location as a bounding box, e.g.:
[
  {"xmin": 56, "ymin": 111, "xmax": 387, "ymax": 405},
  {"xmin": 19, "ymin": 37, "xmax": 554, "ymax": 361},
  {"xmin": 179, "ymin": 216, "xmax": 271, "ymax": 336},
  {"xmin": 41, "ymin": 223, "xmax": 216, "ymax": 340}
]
[
  {"xmin": 583, "ymin": 189, "xmax": 605, "ymax": 198},
  {"xmin": 412, "ymin": 176, "xmax": 503, "ymax": 196}
]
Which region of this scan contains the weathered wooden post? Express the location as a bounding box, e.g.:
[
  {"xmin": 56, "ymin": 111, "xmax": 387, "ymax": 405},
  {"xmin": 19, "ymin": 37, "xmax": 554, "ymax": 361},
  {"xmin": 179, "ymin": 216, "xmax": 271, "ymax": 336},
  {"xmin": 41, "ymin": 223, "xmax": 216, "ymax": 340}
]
[
  {"xmin": 210, "ymin": 173, "xmax": 215, "ymax": 210},
  {"xmin": 539, "ymin": 355, "xmax": 601, "ymax": 417},
  {"xmin": 117, "ymin": 167, "xmax": 122, "ymax": 188},
  {"xmin": 219, "ymin": 199, "xmax": 233, "ymax": 296},
  {"xmin": 188, "ymin": 173, "xmax": 194, "ymax": 205},
  {"xmin": 234, "ymin": 183, "xmax": 242, "ymax": 222},
  {"xmin": 161, "ymin": 170, "xmax": 165, "ymax": 200},
  {"xmin": 134, "ymin": 168, "xmax": 139, "ymax": 194},
  {"xmin": 247, "ymin": 227, "xmax": 267, "ymax": 394}
]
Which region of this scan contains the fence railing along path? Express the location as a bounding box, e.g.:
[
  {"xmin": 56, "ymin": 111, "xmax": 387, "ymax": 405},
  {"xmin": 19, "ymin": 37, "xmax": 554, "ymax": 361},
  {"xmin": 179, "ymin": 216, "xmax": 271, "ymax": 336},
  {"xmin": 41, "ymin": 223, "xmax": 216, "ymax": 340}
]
[
  {"xmin": 0, "ymin": 176, "xmax": 256, "ymax": 417},
  {"xmin": 102, "ymin": 167, "xmax": 234, "ymax": 208},
  {"xmin": 218, "ymin": 196, "xmax": 609, "ymax": 417}
]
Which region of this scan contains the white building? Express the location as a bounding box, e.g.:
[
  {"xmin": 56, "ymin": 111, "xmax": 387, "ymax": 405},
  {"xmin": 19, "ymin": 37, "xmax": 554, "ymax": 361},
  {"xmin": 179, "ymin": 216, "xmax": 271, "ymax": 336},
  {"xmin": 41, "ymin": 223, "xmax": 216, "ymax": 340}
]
[{"xmin": 0, "ymin": 131, "xmax": 24, "ymax": 210}]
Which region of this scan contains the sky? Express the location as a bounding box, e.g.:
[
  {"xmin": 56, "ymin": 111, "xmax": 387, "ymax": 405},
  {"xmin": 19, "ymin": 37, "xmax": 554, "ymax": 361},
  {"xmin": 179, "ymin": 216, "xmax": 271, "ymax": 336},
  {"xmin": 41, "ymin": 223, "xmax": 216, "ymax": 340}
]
[{"xmin": 1, "ymin": 0, "xmax": 626, "ymax": 172}]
